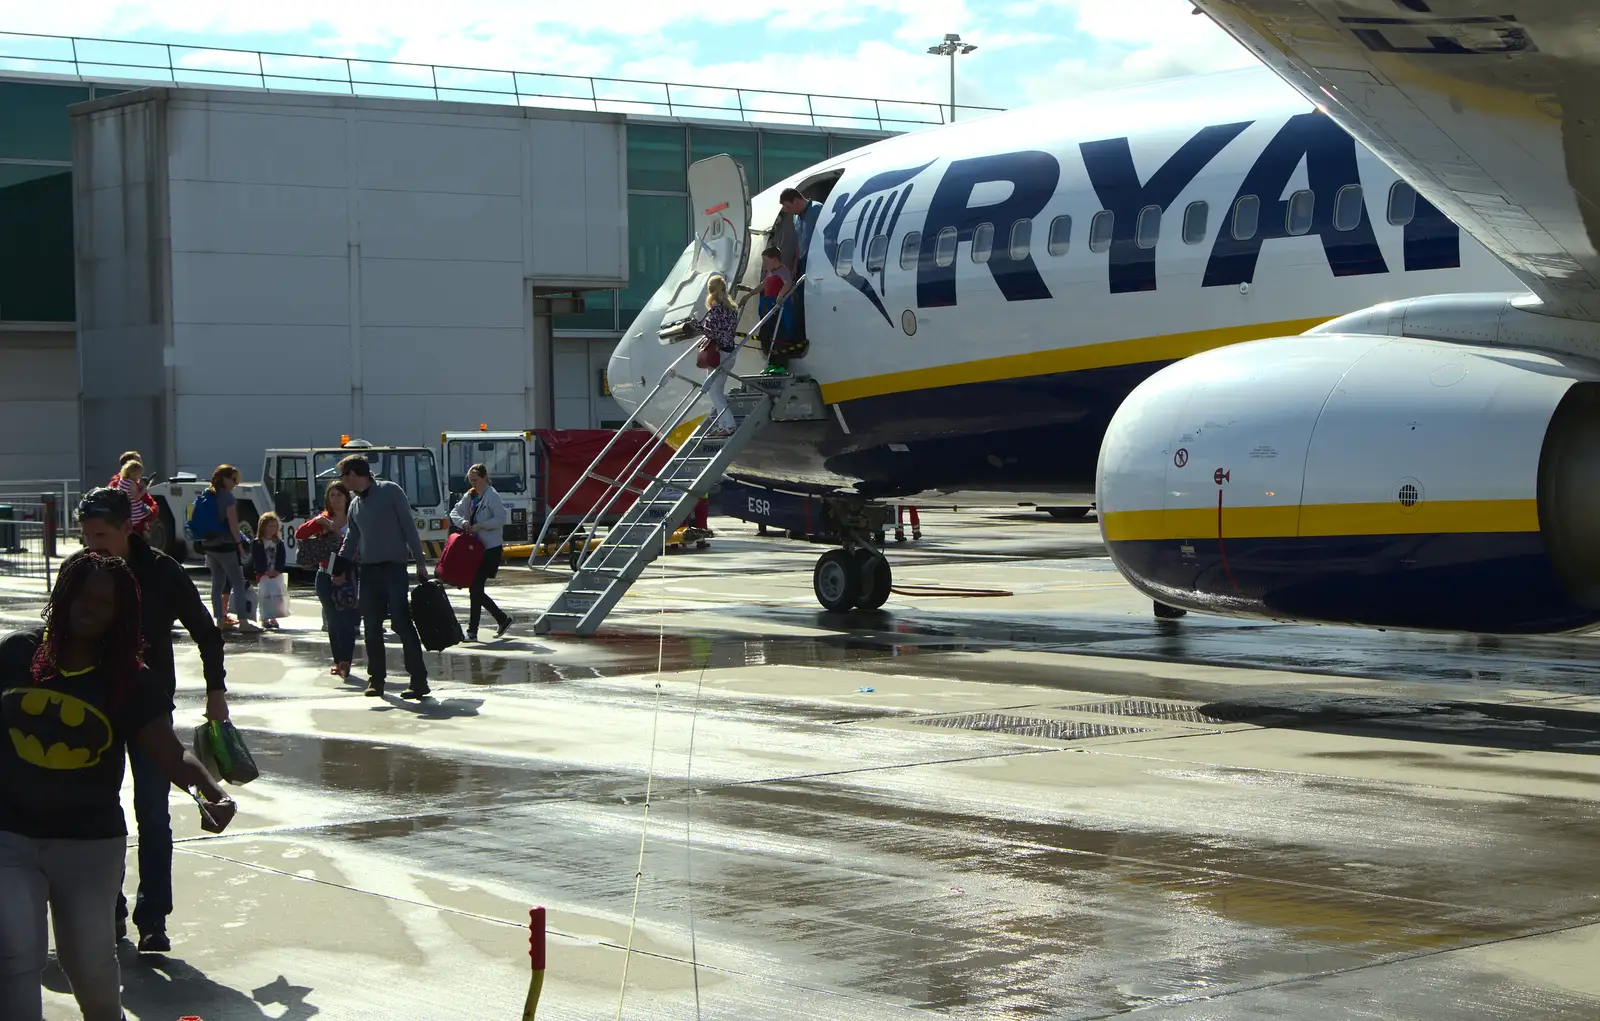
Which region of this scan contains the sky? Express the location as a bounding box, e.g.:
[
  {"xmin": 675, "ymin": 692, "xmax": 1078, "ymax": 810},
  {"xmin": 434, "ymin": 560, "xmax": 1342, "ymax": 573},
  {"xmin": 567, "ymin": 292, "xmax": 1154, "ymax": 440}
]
[{"xmin": 1, "ymin": 1, "xmax": 1262, "ymax": 125}]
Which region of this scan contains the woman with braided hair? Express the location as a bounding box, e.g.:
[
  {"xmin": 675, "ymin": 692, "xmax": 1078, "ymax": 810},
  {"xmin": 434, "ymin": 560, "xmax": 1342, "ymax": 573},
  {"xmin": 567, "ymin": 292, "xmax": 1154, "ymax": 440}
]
[{"xmin": 0, "ymin": 551, "xmax": 238, "ymax": 1021}]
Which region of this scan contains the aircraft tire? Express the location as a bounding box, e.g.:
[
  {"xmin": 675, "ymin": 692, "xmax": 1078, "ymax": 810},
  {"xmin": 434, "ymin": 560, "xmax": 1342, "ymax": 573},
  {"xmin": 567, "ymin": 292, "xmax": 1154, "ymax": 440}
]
[
  {"xmin": 813, "ymin": 549, "xmax": 860, "ymax": 612},
  {"xmin": 853, "ymin": 549, "xmax": 893, "ymax": 610}
]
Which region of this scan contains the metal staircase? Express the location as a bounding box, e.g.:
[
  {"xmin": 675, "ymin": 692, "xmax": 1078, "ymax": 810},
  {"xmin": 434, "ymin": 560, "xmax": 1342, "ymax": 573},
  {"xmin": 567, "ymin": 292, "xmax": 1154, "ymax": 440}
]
[{"xmin": 531, "ymin": 297, "xmax": 826, "ymax": 637}]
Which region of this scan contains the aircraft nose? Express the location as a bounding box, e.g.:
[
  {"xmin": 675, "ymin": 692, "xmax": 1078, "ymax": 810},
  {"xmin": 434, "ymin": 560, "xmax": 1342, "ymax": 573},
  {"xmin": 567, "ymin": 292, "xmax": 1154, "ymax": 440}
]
[{"xmin": 607, "ymin": 332, "xmax": 640, "ymax": 415}]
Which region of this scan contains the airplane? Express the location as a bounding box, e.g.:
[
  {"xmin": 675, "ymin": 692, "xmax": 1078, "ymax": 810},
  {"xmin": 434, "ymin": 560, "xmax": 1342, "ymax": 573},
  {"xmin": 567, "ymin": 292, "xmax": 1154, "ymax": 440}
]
[{"xmin": 605, "ymin": 40, "xmax": 1600, "ymax": 636}]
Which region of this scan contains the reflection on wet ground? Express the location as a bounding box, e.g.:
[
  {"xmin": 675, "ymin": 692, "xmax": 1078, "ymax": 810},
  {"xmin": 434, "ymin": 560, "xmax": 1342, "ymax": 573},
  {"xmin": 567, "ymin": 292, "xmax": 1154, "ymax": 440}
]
[{"xmin": 23, "ymin": 508, "xmax": 1600, "ymax": 1018}]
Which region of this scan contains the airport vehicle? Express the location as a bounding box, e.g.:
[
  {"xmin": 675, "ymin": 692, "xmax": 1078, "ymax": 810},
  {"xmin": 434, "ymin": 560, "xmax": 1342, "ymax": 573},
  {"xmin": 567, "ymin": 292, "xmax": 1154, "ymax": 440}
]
[
  {"xmin": 441, "ymin": 427, "xmax": 673, "ymax": 546},
  {"xmin": 147, "ymin": 438, "xmax": 449, "ymax": 565},
  {"xmin": 589, "ymin": 57, "xmax": 1587, "ymax": 634}
]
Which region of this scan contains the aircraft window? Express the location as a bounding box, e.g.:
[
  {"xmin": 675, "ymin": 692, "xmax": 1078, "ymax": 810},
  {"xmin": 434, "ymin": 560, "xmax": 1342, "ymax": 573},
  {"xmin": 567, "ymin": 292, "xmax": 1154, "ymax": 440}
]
[
  {"xmin": 1047, "ymin": 214, "xmax": 1072, "ymax": 255},
  {"xmin": 1135, "ymin": 205, "xmax": 1162, "ymax": 250},
  {"xmin": 1387, "ymin": 181, "xmax": 1417, "ymax": 226},
  {"xmin": 1009, "ymin": 218, "xmax": 1032, "ymax": 260},
  {"xmin": 1088, "ymin": 210, "xmax": 1114, "ymax": 253},
  {"xmin": 1286, "ymin": 189, "xmax": 1315, "ymax": 236},
  {"xmin": 900, "ymin": 231, "xmax": 921, "ymax": 270},
  {"xmin": 1231, "ymin": 195, "xmax": 1260, "ymax": 240},
  {"xmin": 934, "ymin": 227, "xmax": 957, "ymax": 267},
  {"xmin": 866, "ymin": 234, "xmax": 889, "ymax": 273},
  {"xmin": 1333, "ymin": 184, "xmax": 1363, "ymax": 231},
  {"xmin": 837, "ymin": 238, "xmax": 855, "ymax": 274},
  {"xmin": 1182, "ymin": 201, "xmax": 1208, "ymax": 244},
  {"xmin": 971, "ymin": 222, "xmax": 995, "ymax": 264}
]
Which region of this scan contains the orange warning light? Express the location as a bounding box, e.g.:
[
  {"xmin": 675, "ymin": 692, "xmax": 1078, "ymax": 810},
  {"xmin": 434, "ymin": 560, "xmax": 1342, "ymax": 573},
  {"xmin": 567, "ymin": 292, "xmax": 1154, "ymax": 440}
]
[
  {"xmin": 480, "ymin": 423, "xmax": 488, "ymax": 431},
  {"xmin": 339, "ymin": 434, "xmax": 351, "ymax": 446}
]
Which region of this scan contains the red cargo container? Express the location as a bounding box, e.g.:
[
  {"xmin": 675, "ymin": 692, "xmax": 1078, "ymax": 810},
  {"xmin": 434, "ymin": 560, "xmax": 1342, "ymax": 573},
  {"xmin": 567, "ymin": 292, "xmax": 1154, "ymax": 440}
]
[{"xmin": 532, "ymin": 429, "xmax": 672, "ymax": 533}]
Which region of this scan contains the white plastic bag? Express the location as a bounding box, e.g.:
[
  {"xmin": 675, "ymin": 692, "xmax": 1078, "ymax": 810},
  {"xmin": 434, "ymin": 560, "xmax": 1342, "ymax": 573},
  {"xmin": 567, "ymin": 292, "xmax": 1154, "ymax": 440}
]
[{"xmin": 257, "ymin": 574, "xmax": 291, "ymax": 619}]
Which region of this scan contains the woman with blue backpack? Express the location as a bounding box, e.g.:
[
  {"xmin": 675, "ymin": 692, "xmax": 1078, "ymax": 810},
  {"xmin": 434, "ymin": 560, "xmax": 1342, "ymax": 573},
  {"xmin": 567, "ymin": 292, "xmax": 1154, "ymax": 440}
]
[{"xmin": 191, "ymin": 466, "xmax": 258, "ymax": 633}]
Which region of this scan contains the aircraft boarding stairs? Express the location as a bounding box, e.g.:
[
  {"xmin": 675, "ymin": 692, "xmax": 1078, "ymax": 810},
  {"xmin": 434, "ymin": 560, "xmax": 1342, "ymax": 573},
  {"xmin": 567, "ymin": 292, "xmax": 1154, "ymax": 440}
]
[{"xmin": 532, "ymin": 326, "xmax": 827, "ymax": 637}]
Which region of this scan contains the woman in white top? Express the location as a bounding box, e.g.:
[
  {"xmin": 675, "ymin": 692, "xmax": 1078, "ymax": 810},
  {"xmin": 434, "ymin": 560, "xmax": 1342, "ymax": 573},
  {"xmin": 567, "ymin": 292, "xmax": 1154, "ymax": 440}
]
[{"xmin": 449, "ymin": 463, "xmax": 513, "ymax": 641}]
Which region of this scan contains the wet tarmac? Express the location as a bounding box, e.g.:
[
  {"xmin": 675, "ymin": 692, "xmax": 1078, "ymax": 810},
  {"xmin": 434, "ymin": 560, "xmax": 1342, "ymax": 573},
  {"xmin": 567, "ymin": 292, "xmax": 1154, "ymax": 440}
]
[{"xmin": 9, "ymin": 508, "xmax": 1600, "ymax": 1018}]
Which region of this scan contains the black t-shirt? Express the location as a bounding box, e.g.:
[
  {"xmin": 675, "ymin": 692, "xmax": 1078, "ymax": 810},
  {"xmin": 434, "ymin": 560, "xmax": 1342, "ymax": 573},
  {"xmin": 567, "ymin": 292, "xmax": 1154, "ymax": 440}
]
[{"xmin": 0, "ymin": 629, "xmax": 173, "ymax": 839}]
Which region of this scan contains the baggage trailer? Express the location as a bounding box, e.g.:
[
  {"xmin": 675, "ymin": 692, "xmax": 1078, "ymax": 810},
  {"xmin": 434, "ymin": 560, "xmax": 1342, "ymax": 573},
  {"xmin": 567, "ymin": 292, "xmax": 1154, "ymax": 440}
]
[{"xmin": 441, "ymin": 428, "xmax": 674, "ymax": 551}]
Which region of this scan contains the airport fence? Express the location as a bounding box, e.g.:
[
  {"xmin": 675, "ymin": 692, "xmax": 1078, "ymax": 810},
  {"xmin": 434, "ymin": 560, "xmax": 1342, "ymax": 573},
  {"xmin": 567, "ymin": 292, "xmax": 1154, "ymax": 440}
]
[
  {"xmin": 0, "ymin": 520, "xmax": 57, "ymax": 594},
  {"xmin": 0, "ymin": 30, "xmax": 1006, "ymax": 132},
  {"xmin": 0, "ymin": 481, "xmax": 79, "ymax": 532}
]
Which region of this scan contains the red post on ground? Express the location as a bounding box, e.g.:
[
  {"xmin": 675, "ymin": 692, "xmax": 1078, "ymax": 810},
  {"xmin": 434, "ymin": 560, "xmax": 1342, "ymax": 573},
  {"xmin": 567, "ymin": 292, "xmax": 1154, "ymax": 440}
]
[{"xmin": 522, "ymin": 906, "xmax": 546, "ymax": 1020}]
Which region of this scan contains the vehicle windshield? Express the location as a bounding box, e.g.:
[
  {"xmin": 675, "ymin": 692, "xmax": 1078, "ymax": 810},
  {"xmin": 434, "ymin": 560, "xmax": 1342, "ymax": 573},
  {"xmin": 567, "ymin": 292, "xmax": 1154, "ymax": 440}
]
[
  {"xmin": 313, "ymin": 449, "xmax": 442, "ymax": 510},
  {"xmin": 446, "ymin": 438, "xmax": 526, "ymax": 496}
]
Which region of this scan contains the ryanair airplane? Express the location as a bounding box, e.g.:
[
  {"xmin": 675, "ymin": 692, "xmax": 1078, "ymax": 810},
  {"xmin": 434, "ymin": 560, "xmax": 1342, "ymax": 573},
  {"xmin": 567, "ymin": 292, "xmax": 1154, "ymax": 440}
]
[{"xmin": 608, "ymin": 15, "xmax": 1600, "ymax": 636}]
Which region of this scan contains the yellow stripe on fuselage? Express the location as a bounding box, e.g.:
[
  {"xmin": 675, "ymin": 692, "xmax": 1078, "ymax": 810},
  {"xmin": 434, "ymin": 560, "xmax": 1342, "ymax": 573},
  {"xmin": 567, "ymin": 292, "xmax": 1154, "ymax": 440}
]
[
  {"xmin": 1101, "ymin": 499, "xmax": 1539, "ymax": 543},
  {"xmin": 818, "ymin": 315, "xmax": 1332, "ymax": 404}
]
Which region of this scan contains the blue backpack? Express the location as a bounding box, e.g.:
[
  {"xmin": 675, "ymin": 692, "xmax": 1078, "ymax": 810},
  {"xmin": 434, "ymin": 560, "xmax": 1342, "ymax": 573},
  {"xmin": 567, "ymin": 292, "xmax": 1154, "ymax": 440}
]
[{"xmin": 187, "ymin": 490, "xmax": 222, "ymax": 542}]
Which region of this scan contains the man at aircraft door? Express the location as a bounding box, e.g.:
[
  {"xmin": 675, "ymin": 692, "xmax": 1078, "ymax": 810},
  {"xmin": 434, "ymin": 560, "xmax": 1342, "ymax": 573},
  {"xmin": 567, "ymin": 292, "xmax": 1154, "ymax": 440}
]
[{"xmin": 778, "ymin": 188, "xmax": 822, "ymax": 349}]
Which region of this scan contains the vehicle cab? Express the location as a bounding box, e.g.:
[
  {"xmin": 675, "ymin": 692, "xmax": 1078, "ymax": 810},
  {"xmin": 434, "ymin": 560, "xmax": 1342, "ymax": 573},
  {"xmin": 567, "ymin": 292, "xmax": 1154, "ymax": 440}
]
[
  {"xmin": 441, "ymin": 428, "xmax": 535, "ymax": 543},
  {"xmin": 262, "ymin": 437, "xmax": 450, "ymax": 561}
]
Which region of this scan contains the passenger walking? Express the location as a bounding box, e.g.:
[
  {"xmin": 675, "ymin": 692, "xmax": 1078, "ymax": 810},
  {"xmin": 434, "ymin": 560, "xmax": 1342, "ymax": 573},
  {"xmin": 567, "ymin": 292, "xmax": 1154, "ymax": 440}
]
[
  {"xmin": 450, "ymin": 464, "xmax": 514, "ymax": 642},
  {"xmin": 0, "ymin": 551, "xmax": 237, "ymax": 1021},
  {"xmin": 249, "ymin": 513, "xmax": 288, "ymax": 630},
  {"xmin": 332, "ymin": 454, "xmax": 431, "ymax": 700},
  {"xmin": 108, "ymin": 451, "xmax": 159, "ymax": 534},
  {"xmin": 697, "ymin": 274, "xmax": 740, "ymax": 436},
  {"xmin": 75, "ymin": 487, "xmax": 229, "ymax": 952},
  {"xmin": 115, "ymin": 461, "xmax": 153, "ymax": 535},
  {"xmin": 295, "ymin": 481, "xmax": 360, "ymax": 680},
  {"xmin": 198, "ymin": 465, "xmax": 258, "ymax": 633}
]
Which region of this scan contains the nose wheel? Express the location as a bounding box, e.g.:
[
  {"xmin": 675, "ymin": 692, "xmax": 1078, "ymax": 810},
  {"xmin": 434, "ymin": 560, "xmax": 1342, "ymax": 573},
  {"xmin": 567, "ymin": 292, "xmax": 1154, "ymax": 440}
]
[{"xmin": 813, "ymin": 547, "xmax": 893, "ymax": 612}]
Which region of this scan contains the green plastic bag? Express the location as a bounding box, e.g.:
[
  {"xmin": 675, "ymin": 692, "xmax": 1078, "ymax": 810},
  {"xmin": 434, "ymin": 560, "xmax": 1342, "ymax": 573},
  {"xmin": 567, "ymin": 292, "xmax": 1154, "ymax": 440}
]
[{"xmin": 193, "ymin": 720, "xmax": 260, "ymax": 785}]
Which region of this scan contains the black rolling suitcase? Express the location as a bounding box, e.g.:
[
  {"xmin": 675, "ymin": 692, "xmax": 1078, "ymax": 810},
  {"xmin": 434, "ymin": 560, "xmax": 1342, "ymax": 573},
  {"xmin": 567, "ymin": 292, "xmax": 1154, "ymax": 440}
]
[{"xmin": 409, "ymin": 579, "xmax": 464, "ymax": 651}]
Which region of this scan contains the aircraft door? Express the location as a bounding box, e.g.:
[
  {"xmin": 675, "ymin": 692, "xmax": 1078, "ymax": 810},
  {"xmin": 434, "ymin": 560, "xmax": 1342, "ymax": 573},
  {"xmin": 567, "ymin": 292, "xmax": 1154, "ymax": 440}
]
[{"xmin": 657, "ymin": 154, "xmax": 751, "ymax": 343}]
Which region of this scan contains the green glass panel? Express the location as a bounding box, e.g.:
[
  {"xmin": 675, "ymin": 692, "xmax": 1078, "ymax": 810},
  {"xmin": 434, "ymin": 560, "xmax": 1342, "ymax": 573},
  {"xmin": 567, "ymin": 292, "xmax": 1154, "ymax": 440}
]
[
  {"xmin": 829, "ymin": 134, "xmax": 873, "ymax": 158},
  {"xmin": 0, "ymin": 165, "xmax": 75, "ymax": 321},
  {"xmin": 554, "ymin": 288, "xmax": 617, "ymax": 331},
  {"xmin": 91, "ymin": 85, "xmax": 130, "ymax": 100},
  {"xmin": 760, "ymin": 131, "xmax": 829, "ymax": 190},
  {"xmin": 0, "ymin": 82, "xmax": 90, "ymax": 161},
  {"xmin": 618, "ymin": 193, "xmax": 688, "ymax": 322},
  {"xmin": 688, "ymin": 127, "xmax": 757, "ymax": 192},
  {"xmin": 627, "ymin": 124, "xmax": 686, "ymax": 193}
]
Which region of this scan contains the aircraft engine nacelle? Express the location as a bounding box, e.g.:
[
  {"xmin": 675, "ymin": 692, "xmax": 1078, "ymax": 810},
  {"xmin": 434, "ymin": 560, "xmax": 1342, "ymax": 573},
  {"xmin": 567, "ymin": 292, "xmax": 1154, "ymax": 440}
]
[{"xmin": 1096, "ymin": 332, "xmax": 1600, "ymax": 634}]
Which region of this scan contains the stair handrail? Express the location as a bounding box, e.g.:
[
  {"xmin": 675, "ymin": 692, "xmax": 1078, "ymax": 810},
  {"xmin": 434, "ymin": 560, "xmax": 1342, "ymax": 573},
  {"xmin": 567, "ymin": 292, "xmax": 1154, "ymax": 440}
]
[{"xmin": 529, "ymin": 282, "xmax": 802, "ymax": 571}]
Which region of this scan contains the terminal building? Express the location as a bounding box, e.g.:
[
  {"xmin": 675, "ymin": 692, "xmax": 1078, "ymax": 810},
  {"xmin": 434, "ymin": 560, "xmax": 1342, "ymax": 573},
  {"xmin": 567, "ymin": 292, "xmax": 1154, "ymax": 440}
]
[{"xmin": 0, "ymin": 37, "xmax": 945, "ymax": 485}]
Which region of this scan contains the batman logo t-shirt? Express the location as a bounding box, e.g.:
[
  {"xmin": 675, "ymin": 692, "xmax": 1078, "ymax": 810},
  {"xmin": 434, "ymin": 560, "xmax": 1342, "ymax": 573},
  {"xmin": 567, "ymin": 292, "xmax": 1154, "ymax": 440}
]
[{"xmin": 0, "ymin": 629, "xmax": 172, "ymax": 839}]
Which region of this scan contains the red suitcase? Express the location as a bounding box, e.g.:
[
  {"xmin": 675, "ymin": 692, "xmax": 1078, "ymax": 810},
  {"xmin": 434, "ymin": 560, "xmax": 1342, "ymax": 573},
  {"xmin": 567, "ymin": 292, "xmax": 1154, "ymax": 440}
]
[{"xmin": 436, "ymin": 531, "xmax": 485, "ymax": 588}]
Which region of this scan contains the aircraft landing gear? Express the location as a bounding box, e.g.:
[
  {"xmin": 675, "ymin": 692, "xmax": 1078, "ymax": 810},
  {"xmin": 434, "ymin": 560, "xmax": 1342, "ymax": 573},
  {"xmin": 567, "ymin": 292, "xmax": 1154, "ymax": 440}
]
[{"xmin": 813, "ymin": 545, "xmax": 894, "ymax": 612}]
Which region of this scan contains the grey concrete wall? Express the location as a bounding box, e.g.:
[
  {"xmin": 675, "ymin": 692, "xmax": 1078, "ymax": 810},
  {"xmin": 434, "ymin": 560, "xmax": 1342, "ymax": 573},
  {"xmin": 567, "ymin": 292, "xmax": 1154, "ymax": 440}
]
[
  {"xmin": 72, "ymin": 93, "xmax": 170, "ymax": 486},
  {"xmin": 0, "ymin": 329, "xmax": 80, "ymax": 481}
]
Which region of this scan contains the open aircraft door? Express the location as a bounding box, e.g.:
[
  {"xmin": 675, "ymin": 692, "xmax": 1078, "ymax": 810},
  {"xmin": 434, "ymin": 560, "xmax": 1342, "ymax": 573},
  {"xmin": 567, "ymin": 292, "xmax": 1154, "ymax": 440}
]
[{"xmin": 657, "ymin": 154, "xmax": 751, "ymax": 343}]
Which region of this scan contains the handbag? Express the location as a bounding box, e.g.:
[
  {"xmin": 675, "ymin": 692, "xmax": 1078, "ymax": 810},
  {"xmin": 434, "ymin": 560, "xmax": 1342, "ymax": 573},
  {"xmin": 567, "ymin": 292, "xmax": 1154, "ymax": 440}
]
[
  {"xmin": 297, "ymin": 527, "xmax": 340, "ymax": 568},
  {"xmin": 695, "ymin": 336, "xmax": 720, "ymax": 370},
  {"xmin": 193, "ymin": 719, "xmax": 260, "ymax": 784},
  {"xmin": 331, "ymin": 564, "xmax": 359, "ymax": 611}
]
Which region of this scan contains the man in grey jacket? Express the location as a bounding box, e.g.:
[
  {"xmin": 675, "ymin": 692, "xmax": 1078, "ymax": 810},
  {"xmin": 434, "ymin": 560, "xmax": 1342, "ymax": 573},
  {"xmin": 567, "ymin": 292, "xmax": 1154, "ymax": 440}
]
[{"xmin": 331, "ymin": 454, "xmax": 430, "ymax": 699}]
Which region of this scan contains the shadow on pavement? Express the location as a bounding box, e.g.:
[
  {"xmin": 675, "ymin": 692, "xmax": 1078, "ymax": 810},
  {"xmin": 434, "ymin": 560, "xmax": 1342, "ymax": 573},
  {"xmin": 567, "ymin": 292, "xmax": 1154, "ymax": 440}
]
[{"xmin": 44, "ymin": 951, "xmax": 320, "ymax": 1019}]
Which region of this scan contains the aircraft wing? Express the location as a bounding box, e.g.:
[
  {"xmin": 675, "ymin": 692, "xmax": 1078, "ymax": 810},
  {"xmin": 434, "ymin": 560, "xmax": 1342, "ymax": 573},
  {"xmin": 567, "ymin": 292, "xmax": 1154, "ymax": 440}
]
[{"xmin": 1191, "ymin": 0, "xmax": 1600, "ymax": 321}]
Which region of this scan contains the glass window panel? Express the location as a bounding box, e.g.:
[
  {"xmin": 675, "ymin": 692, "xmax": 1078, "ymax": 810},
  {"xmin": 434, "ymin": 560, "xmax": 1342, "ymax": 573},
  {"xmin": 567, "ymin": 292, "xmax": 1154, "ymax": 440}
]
[
  {"xmin": 1182, "ymin": 201, "xmax": 1208, "ymax": 244},
  {"xmin": 1135, "ymin": 204, "xmax": 1162, "ymax": 250},
  {"xmin": 900, "ymin": 231, "xmax": 921, "ymax": 270},
  {"xmin": 971, "ymin": 222, "xmax": 994, "ymax": 264},
  {"xmin": 446, "ymin": 438, "xmax": 526, "ymax": 495},
  {"xmin": 617, "ymin": 193, "xmax": 688, "ymax": 321},
  {"xmin": 934, "ymin": 227, "xmax": 957, "ymax": 267},
  {"xmin": 0, "ymin": 82, "xmax": 89, "ymax": 161},
  {"xmin": 1232, "ymin": 195, "xmax": 1260, "ymax": 240},
  {"xmin": 866, "ymin": 235, "xmax": 888, "ymax": 272},
  {"xmin": 1088, "ymin": 210, "xmax": 1114, "ymax": 253},
  {"xmin": 1387, "ymin": 181, "xmax": 1417, "ymax": 226},
  {"xmin": 1009, "ymin": 218, "xmax": 1032, "ymax": 260},
  {"xmin": 829, "ymin": 134, "xmax": 872, "ymax": 157},
  {"xmin": 627, "ymin": 124, "xmax": 686, "ymax": 192},
  {"xmin": 554, "ymin": 288, "xmax": 617, "ymax": 331},
  {"xmin": 1286, "ymin": 189, "xmax": 1315, "ymax": 235},
  {"xmin": 1333, "ymin": 184, "xmax": 1364, "ymax": 231},
  {"xmin": 760, "ymin": 131, "xmax": 829, "ymax": 190},
  {"xmin": 689, "ymin": 127, "xmax": 757, "ymax": 191},
  {"xmin": 1047, "ymin": 215, "xmax": 1072, "ymax": 255},
  {"xmin": 0, "ymin": 165, "xmax": 74, "ymax": 322},
  {"xmin": 837, "ymin": 238, "xmax": 855, "ymax": 273}
]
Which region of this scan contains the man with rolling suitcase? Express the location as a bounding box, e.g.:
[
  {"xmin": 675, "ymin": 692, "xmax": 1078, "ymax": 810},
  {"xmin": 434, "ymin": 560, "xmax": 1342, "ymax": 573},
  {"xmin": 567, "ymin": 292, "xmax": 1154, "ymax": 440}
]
[{"xmin": 330, "ymin": 454, "xmax": 431, "ymax": 700}]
